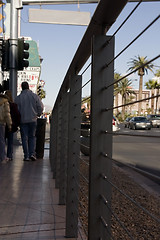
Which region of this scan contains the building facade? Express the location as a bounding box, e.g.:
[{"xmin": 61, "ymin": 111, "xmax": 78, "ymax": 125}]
[{"xmin": 114, "ymin": 88, "xmax": 160, "ymax": 116}]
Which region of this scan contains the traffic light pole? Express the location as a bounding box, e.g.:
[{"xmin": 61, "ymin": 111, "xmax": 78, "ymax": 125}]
[{"xmin": 9, "ymin": 1, "xmax": 18, "ymax": 100}]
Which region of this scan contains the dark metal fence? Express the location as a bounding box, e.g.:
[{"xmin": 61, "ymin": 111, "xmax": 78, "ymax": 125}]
[{"xmin": 49, "ymin": 0, "xmax": 160, "ymax": 239}]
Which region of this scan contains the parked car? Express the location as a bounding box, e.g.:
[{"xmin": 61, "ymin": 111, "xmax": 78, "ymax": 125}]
[
  {"xmin": 80, "ymin": 116, "xmax": 119, "ymax": 155},
  {"xmin": 124, "ymin": 117, "xmax": 131, "ymax": 128},
  {"xmin": 129, "ymin": 116, "xmax": 151, "ymax": 130},
  {"xmin": 113, "ymin": 116, "xmax": 120, "ymax": 132},
  {"xmin": 146, "ymin": 114, "xmax": 160, "ymax": 128}
]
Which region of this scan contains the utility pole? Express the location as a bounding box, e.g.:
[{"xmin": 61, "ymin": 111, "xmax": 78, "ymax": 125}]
[{"xmin": 10, "ymin": 0, "xmax": 22, "ymax": 100}]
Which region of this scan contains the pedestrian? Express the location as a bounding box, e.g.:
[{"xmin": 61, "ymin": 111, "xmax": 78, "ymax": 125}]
[
  {"xmin": 5, "ymin": 90, "xmax": 21, "ymax": 161},
  {"xmin": 15, "ymin": 81, "xmax": 44, "ymax": 161},
  {"xmin": 0, "ymin": 86, "xmax": 12, "ymax": 163}
]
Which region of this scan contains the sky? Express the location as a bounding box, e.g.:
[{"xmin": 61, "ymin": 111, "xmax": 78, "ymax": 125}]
[{"xmin": 20, "ymin": 1, "xmax": 160, "ymax": 110}]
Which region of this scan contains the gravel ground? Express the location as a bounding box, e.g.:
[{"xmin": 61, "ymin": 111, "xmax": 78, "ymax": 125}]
[
  {"xmin": 79, "ymin": 162, "xmax": 160, "ymax": 240},
  {"xmin": 111, "ymin": 165, "xmax": 160, "ymax": 239}
]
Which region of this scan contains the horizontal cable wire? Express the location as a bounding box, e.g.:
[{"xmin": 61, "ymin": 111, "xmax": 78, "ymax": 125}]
[
  {"xmin": 75, "ymin": 128, "xmax": 90, "ymax": 133},
  {"xmin": 81, "ymin": 63, "xmax": 91, "ymax": 76},
  {"xmin": 100, "ymin": 216, "xmax": 116, "ymax": 240},
  {"xmin": 74, "ymin": 96, "xmax": 91, "ymax": 107},
  {"xmin": 74, "ymin": 192, "xmax": 88, "ymax": 218},
  {"xmin": 76, "ymin": 154, "xmax": 89, "ymax": 166},
  {"xmin": 77, "ymin": 169, "xmax": 89, "ymax": 185},
  {"xmin": 104, "ymin": 54, "xmax": 160, "ymax": 90},
  {"xmin": 101, "ymin": 173, "xmax": 160, "ymax": 223},
  {"xmin": 72, "ymin": 218, "xmax": 86, "ymax": 240},
  {"xmin": 104, "ymin": 130, "xmax": 160, "ymax": 138},
  {"xmin": 105, "ymin": 92, "xmax": 160, "ymax": 112},
  {"xmin": 81, "ymin": 96, "xmax": 91, "ymax": 103},
  {"xmin": 100, "ymin": 216, "xmax": 108, "ymax": 228},
  {"xmin": 104, "ymin": 0, "xmax": 142, "ymax": 46},
  {"xmin": 75, "ymin": 79, "xmax": 91, "ymax": 95},
  {"xmin": 103, "ymin": 15, "xmax": 160, "ymax": 69},
  {"xmin": 74, "ymin": 177, "xmax": 89, "ymax": 200},
  {"xmin": 72, "ymin": 201, "xmax": 88, "ymax": 238},
  {"xmin": 100, "ymin": 195, "xmax": 134, "ymax": 240},
  {"xmin": 112, "ymin": 158, "xmax": 160, "ymax": 183},
  {"xmin": 74, "ymin": 139, "xmax": 90, "ymax": 150}
]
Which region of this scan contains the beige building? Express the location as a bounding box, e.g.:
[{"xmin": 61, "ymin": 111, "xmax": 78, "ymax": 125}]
[{"xmin": 114, "ymin": 88, "xmax": 160, "ymax": 116}]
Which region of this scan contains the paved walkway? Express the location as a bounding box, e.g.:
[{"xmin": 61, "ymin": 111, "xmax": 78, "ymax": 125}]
[{"xmin": 0, "ymin": 139, "xmax": 75, "ymax": 240}]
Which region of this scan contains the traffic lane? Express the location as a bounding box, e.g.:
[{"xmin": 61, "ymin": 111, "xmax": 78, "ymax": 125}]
[{"xmin": 112, "ymin": 134, "xmax": 160, "ymax": 177}]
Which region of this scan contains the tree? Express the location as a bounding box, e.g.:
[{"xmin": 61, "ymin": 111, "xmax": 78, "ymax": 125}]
[
  {"xmin": 114, "ymin": 77, "xmax": 135, "ymax": 120},
  {"xmin": 128, "ymin": 56, "xmax": 155, "ymax": 114},
  {"xmin": 155, "ymin": 69, "xmax": 160, "ymax": 77},
  {"xmin": 114, "ymin": 73, "xmax": 121, "ymax": 115}
]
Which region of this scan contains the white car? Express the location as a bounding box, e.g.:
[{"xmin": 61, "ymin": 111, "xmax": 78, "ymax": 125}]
[{"xmin": 113, "ymin": 116, "xmax": 120, "ymax": 132}]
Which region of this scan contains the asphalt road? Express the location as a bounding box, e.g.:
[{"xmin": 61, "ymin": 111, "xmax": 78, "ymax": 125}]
[{"xmin": 113, "ymin": 125, "xmax": 160, "ymax": 178}]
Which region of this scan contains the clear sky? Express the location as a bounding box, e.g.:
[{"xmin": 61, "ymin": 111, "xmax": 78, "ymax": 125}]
[{"xmin": 20, "ymin": 1, "xmax": 160, "ymax": 109}]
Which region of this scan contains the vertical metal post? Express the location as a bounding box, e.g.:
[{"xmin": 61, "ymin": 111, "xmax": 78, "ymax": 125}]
[
  {"xmin": 49, "ymin": 108, "xmax": 54, "ymax": 172},
  {"xmin": 66, "ymin": 75, "xmax": 82, "ymax": 238},
  {"xmin": 55, "ymin": 100, "xmax": 62, "ymax": 188},
  {"xmin": 59, "ymin": 91, "xmax": 69, "ymax": 205},
  {"xmin": 88, "ymin": 35, "xmax": 114, "ymax": 239},
  {"xmin": 10, "ymin": 1, "xmax": 18, "ymax": 100},
  {"xmin": 51, "ymin": 105, "xmax": 58, "ymax": 179}
]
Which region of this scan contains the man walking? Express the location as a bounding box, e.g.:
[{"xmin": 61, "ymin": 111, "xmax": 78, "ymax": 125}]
[{"xmin": 15, "ymin": 81, "xmax": 44, "ymax": 161}]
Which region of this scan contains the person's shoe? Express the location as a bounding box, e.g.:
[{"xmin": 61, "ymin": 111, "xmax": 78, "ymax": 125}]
[
  {"xmin": 23, "ymin": 158, "xmax": 30, "ymax": 161},
  {"xmin": 1, "ymin": 159, "xmax": 8, "ymax": 164},
  {"xmin": 30, "ymin": 155, "xmax": 36, "ymax": 161}
]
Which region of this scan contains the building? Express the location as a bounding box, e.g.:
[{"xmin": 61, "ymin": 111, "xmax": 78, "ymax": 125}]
[{"xmin": 114, "ymin": 88, "xmax": 160, "ymax": 116}]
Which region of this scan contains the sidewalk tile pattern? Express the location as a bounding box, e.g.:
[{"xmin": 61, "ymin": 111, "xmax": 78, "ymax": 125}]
[{"xmin": 0, "ymin": 145, "xmax": 76, "ymax": 240}]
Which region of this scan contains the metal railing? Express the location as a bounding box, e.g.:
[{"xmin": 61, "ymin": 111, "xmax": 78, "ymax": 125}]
[{"xmin": 49, "ymin": 0, "xmax": 160, "ymax": 239}]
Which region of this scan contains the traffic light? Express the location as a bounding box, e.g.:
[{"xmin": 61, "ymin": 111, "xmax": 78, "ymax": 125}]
[
  {"xmin": 37, "ymin": 85, "xmax": 42, "ymax": 96},
  {"xmin": 1, "ymin": 39, "xmax": 9, "ymax": 71},
  {"xmin": 17, "ymin": 39, "xmax": 29, "ymax": 70}
]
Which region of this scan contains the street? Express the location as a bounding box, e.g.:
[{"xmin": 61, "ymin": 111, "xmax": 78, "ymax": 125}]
[{"xmin": 113, "ymin": 125, "xmax": 160, "ymax": 177}]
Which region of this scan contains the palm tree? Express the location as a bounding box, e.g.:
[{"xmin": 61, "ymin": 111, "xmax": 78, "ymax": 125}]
[
  {"xmin": 145, "ymin": 80, "xmax": 157, "ymax": 114},
  {"xmin": 155, "ymin": 69, "xmax": 160, "ymax": 78},
  {"xmin": 114, "ymin": 73, "xmax": 121, "ymax": 115},
  {"xmin": 114, "ymin": 77, "xmax": 135, "ymax": 120},
  {"xmin": 128, "ymin": 56, "xmax": 155, "ymax": 114}
]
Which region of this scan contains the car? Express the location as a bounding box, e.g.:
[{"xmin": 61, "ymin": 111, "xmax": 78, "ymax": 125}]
[
  {"xmin": 113, "ymin": 116, "xmax": 120, "ymax": 132},
  {"xmin": 124, "ymin": 117, "xmax": 131, "ymax": 128},
  {"xmin": 129, "ymin": 116, "xmax": 151, "ymax": 130},
  {"xmin": 80, "ymin": 116, "xmax": 119, "ymax": 155},
  {"xmin": 146, "ymin": 114, "xmax": 160, "ymax": 128}
]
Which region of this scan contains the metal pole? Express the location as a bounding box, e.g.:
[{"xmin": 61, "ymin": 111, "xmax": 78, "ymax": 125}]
[
  {"xmin": 66, "ymin": 75, "xmax": 82, "ymax": 238},
  {"xmin": 88, "ymin": 35, "xmax": 114, "ymax": 239},
  {"xmin": 10, "ymin": 1, "xmax": 18, "ymax": 100},
  {"xmin": 59, "ymin": 91, "xmax": 69, "ymax": 205}
]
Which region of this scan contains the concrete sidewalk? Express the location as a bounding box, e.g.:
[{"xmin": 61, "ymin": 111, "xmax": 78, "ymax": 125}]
[{"xmin": 0, "ymin": 144, "xmax": 75, "ymax": 240}]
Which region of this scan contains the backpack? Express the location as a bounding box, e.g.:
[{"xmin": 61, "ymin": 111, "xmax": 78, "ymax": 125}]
[{"xmin": 5, "ymin": 102, "xmax": 21, "ymax": 137}]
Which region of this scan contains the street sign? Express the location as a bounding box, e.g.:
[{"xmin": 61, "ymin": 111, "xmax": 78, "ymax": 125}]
[
  {"xmin": 22, "ymin": 0, "xmax": 98, "ymax": 5},
  {"xmin": 22, "ymin": 0, "xmax": 160, "ymax": 4},
  {"xmin": 29, "ymin": 9, "xmax": 90, "ymax": 26}
]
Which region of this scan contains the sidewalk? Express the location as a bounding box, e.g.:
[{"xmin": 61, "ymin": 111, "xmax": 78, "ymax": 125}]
[{"xmin": 0, "ymin": 141, "xmax": 75, "ymax": 240}]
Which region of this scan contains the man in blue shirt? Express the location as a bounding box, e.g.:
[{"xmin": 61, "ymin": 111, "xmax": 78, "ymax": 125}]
[{"xmin": 15, "ymin": 81, "xmax": 44, "ymax": 161}]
